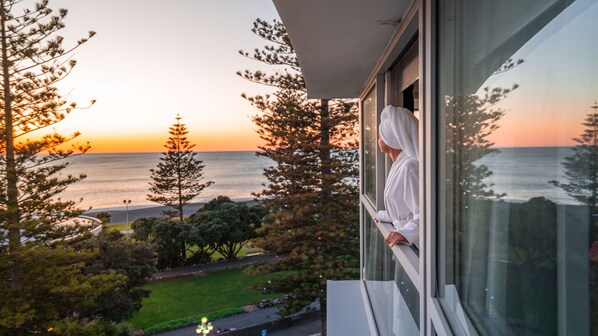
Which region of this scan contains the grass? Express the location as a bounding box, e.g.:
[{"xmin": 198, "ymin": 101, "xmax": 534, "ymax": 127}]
[
  {"xmin": 211, "ymin": 245, "xmax": 263, "ymax": 260},
  {"xmin": 185, "ymin": 244, "xmax": 264, "ymax": 260},
  {"xmin": 106, "ymin": 222, "xmax": 128, "ymax": 231},
  {"xmin": 106, "ymin": 222, "xmax": 265, "ymax": 259},
  {"xmin": 130, "ymin": 266, "xmax": 280, "ymax": 330}
]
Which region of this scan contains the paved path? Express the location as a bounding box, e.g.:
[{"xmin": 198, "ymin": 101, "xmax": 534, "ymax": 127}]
[
  {"xmin": 86, "ymin": 200, "xmax": 260, "ymax": 224},
  {"xmin": 86, "ymin": 203, "xmax": 205, "ymax": 224},
  {"xmin": 154, "ymin": 307, "xmax": 281, "ymax": 336},
  {"xmin": 152, "ymin": 308, "xmax": 322, "ymax": 336},
  {"xmin": 152, "ymin": 254, "xmax": 277, "ymax": 281},
  {"xmin": 267, "ymin": 320, "xmax": 321, "ymax": 336}
]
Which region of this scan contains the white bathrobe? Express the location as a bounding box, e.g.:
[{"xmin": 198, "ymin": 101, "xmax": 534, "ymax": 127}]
[
  {"xmin": 376, "ymin": 152, "xmax": 419, "ymax": 245},
  {"xmin": 376, "ymin": 105, "xmax": 420, "ymax": 245}
]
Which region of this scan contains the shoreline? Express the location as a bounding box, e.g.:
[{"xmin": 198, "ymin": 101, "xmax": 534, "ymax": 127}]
[
  {"xmin": 85, "ymin": 197, "xmax": 258, "ymax": 213},
  {"xmin": 85, "ymin": 198, "xmax": 260, "ymax": 224}
]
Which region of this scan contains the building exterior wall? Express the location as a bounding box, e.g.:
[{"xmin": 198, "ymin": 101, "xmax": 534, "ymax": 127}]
[{"xmin": 357, "ymin": 0, "xmax": 596, "ymax": 335}]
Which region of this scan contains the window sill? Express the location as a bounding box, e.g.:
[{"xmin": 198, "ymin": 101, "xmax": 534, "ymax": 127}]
[{"xmin": 374, "ymin": 220, "xmax": 421, "ymax": 292}]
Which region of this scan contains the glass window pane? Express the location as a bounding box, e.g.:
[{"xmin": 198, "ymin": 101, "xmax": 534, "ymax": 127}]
[
  {"xmin": 363, "ymin": 88, "xmax": 377, "ymax": 202},
  {"xmin": 438, "ymin": 1, "xmax": 597, "ymax": 335},
  {"xmin": 364, "ymin": 212, "xmax": 419, "ymax": 335}
]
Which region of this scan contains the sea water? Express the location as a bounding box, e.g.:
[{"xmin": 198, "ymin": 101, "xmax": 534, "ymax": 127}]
[
  {"xmin": 59, "ymin": 151, "xmax": 273, "ymax": 211},
  {"xmin": 476, "ymin": 146, "xmax": 578, "ymax": 205},
  {"xmin": 57, "ymin": 147, "xmax": 579, "ymax": 211}
]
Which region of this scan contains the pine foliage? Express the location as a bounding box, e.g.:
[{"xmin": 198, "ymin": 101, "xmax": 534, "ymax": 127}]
[
  {"xmin": 551, "ymin": 102, "xmax": 598, "ymax": 242},
  {"xmin": 0, "ymin": 2, "xmax": 151, "ymax": 333},
  {"xmin": 239, "ymin": 19, "xmax": 359, "ymax": 315},
  {"xmin": 0, "ymin": 0, "xmax": 96, "ymax": 250},
  {"xmin": 445, "ymin": 85, "xmax": 518, "ymax": 200},
  {"xmin": 555, "ymin": 105, "xmax": 598, "ymax": 209},
  {"xmin": 147, "ymin": 115, "xmax": 213, "ymax": 221}
]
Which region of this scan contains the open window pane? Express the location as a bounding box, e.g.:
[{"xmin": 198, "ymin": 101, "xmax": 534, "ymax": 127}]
[
  {"xmin": 364, "ymin": 212, "xmax": 420, "ymax": 335},
  {"xmin": 363, "ymin": 88, "xmax": 377, "ymax": 202}
]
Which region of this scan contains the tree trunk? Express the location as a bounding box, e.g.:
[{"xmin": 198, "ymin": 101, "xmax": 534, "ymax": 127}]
[
  {"xmin": 180, "ymin": 240, "xmax": 187, "ymax": 262},
  {"xmin": 1, "ymin": 4, "xmax": 21, "ymax": 253},
  {"xmin": 319, "ymin": 99, "xmax": 332, "ymax": 220}
]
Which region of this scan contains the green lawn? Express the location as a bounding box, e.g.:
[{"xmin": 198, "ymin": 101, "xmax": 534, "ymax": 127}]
[
  {"xmin": 106, "ymin": 223, "xmax": 264, "ymax": 259},
  {"xmin": 106, "ymin": 222, "xmax": 128, "ymax": 231},
  {"xmin": 211, "ymin": 245, "xmax": 263, "ymax": 260},
  {"xmin": 130, "ymin": 267, "xmax": 280, "ymax": 330}
]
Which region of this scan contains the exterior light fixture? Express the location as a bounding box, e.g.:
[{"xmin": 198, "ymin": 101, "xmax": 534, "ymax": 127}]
[
  {"xmin": 123, "ymin": 199, "xmax": 131, "ymax": 239},
  {"xmin": 196, "ymin": 317, "xmax": 214, "ymax": 335}
]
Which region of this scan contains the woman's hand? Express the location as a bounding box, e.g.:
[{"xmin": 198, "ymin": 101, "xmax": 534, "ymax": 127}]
[{"xmin": 384, "ymin": 231, "xmax": 407, "ymax": 247}]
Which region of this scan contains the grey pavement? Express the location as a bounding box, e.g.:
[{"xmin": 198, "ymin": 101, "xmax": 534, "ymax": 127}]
[
  {"xmin": 267, "ymin": 320, "xmax": 321, "ymax": 336},
  {"xmin": 152, "ymin": 308, "xmax": 322, "ymax": 336},
  {"xmin": 86, "ymin": 203, "xmax": 206, "ymax": 224},
  {"xmin": 152, "ymin": 254, "xmax": 277, "ymax": 281},
  {"xmin": 86, "ymin": 200, "xmax": 260, "ymax": 224},
  {"xmin": 85, "ymin": 200, "xmax": 258, "ymax": 224},
  {"xmin": 153, "ymin": 307, "xmax": 281, "ymax": 336}
]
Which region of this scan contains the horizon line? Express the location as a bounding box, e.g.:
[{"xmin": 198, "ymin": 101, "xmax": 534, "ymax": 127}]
[
  {"xmin": 84, "ymin": 144, "xmax": 574, "ymax": 154},
  {"xmin": 86, "ymin": 149, "xmax": 262, "ymax": 154}
]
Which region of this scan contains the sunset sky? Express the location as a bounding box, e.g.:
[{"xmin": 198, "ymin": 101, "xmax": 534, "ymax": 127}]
[
  {"xmin": 480, "ymin": 0, "xmax": 598, "ymax": 148},
  {"xmin": 27, "ymin": 0, "xmax": 598, "ymax": 152},
  {"xmin": 45, "ymin": 0, "xmax": 280, "ymax": 152}
]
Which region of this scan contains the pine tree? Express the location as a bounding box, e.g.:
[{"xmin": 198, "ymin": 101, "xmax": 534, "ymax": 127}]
[
  {"xmin": 0, "ymin": 2, "xmax": 133, "ymax": 333},
  {"xmin": 239, "ymin": 19, "xmax": 359, "ymax": 316},
  {"xmin": 148, "ymin": 115, "xmax": 214, "ymax": 221},
  {"xmin": 445, "ymin": 59, "xmax": 522, "ymax": 206},
  {"xmin": 0, "ymin": 0, "xmax": 96, "ymax": 250},
  {"xmin": 551, "ymin": 101, "xmax": 598, "ymax": 243}
]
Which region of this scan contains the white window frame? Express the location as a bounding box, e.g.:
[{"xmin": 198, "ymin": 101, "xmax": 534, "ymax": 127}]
[{"xmin": 357, "ymin": 0, "xmax": 460, "ymax": 335}]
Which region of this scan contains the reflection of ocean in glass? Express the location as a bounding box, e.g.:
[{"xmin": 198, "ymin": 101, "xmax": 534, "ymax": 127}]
[
  {"xmin": 477, "ymin": 146, "xmax": 576, "ymax": 204},
  {"xmin": 58, "ymin": 151, "xmax": 273, "ymax": 211}
]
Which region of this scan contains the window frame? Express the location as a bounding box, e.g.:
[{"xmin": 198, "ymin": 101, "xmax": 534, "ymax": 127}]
[{"xmin": 358, "ymin": 1, "xmax": 435, "ymax": 334}]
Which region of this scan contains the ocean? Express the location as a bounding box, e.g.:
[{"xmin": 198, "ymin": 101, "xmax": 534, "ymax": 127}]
[
  {"xmin": 60, "ymin": 151, "xmax": 273, "ymax": 211},
  {"xmin": 476, "ymin": 146, "xmax": 578, "ymax": 205},
  {"xmin": 57, "ymin": 147, "xmax": 579, "ymax": 212}
]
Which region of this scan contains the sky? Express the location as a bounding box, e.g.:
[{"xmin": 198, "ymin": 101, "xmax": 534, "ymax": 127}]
[
  {"xmin": 38, "ymin": 1, "xmax": 280, "ymax": 152},
  {"xmin": 480, "ymin": 0, "xmax": 598, "ymax": 148},
  {"xmin": 18, "ymin": 0, "xmax": 598, "ymax": 152}
]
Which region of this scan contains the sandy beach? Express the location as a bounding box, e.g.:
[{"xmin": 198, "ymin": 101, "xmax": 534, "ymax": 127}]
[{"xmin": 85, "ymin": 200, "xmax": 260, "ymax": 224}]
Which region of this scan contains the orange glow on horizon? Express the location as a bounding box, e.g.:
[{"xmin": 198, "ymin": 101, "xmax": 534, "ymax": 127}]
[
  {"xmin": 488, "ymin": 104, "xmax": 587, "ymax": 148},
  {"xmin": 488, "ymin": 117, "xmax": 584, "ymax": 148},
  {"xmin": 74, "ymin": 132, "xmax": 264, "ymax": 153}
]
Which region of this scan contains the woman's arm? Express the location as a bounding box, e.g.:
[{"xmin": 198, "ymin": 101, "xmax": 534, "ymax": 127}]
[{"xmin": 376, "ymin": 209, "xmax": 393, "ymax": 223}]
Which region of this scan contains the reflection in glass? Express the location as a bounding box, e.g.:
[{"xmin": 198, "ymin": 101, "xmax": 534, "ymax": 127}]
[
  {"xmin": 552, "ymin": 102, "xmax": 598, "ymax": 336},
  {"xmin": 438, "ymin": 0, "xmax": 596, "ymax": 335},
  {"xmin": 363, "ymin": 88, "xmax": 377, "ymax": 202},
  {"xmin": 364, "ymin": 213, "xmax": 419, "ymax": 335}
]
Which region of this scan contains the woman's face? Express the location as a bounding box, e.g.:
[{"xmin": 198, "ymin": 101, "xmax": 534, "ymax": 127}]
[{"xmin": 378, "ymin": 136, "xmax": 390, "ymax": 154}]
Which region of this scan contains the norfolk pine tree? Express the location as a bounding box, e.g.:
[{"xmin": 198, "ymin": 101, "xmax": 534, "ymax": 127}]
[
  {"xmin": 551, "ymin": 101, "xmax": 598, "ymax": 243},
  {"xmin": 1, "ymin": 0, "xmax": 96, "ymax": 250},
  {"xmin": 148, "ymin": 115, "xmax": 213, "ymax": 260},
  {"xmin": 239, "ymin": 19, "xmax": 359, "ymax": 317},
  {"xmin": 148, "ymin": 115, "xmax": 214, "ymax": 221},
  {"xmin": 0, "ymin": 1, "xmax": 133, "ymax": 333},
  {"xmin": 548, "ymin": 103, "xmax": 597, "ymax": 333}
]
